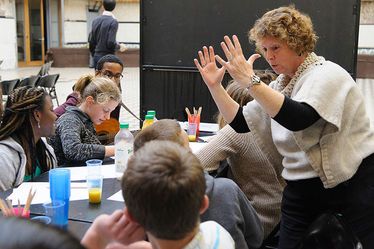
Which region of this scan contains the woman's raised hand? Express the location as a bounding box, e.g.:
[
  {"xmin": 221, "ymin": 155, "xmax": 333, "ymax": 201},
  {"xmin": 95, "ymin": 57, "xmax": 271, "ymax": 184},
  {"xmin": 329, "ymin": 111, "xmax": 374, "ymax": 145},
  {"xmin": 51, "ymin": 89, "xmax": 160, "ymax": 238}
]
[
  {"xmin": 216, "ymin": 35, "xmax": 261, "ymax": 88},
  {"xmin": 194, "ymin": 46, "xmax": 226, "ymax": 89}
]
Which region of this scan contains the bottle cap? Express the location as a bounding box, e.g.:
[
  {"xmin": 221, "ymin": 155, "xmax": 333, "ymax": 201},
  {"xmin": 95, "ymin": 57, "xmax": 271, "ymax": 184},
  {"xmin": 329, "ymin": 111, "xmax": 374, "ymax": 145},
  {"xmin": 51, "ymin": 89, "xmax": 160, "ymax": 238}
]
[
  {"xmin": 120, "ymin": 122, "xmax": 129, "ymax": 129},
  {"xmin": 147, "ymin": 110, "xmax": 156, "ymax": 116},
  {"xmin": 145, "ymin": 114, "xmax": 154, "ymax": 120}
]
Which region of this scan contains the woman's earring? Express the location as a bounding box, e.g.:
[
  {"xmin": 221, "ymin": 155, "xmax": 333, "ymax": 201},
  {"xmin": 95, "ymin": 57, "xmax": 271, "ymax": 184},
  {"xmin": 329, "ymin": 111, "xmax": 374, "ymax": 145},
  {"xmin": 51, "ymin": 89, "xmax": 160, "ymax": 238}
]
[{"xmin": 38, "ymin": 122, "xmax": 41, "ymax": 129}]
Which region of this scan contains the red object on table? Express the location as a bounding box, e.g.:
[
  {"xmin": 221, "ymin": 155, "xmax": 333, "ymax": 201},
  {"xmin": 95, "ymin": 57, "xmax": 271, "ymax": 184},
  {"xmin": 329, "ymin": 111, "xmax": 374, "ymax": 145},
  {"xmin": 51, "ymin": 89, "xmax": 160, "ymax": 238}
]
[{"xmin": 188, "ymin": 114, "xmax": 200, "ymax": 138}]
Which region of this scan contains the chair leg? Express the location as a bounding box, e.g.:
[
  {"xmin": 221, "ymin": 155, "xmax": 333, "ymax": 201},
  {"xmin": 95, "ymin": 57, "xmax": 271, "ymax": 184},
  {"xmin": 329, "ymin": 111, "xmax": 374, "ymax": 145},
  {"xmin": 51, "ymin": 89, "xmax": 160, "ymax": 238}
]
[
  {"xmin": 54, "ymin": 92, "xmax": 59, "ymax": 106},
  {"xmin": 50, "ymin": 88, "xmax": 59, "ymax": 106}
]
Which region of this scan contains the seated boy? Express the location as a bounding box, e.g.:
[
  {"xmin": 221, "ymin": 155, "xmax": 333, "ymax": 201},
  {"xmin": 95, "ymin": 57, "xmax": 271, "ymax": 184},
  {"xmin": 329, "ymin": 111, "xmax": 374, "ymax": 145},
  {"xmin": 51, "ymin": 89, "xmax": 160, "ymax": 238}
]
[
  {"xmin": 132, "ymin": 119, "xmax": 263, "ymax": 249},
  {"xmin": 125, "ymin": 140, "xmax": 234, "ymax": 248},
  {"xmin": 82, "ymin": 141, "xmax": 234, "ymax": 249}
]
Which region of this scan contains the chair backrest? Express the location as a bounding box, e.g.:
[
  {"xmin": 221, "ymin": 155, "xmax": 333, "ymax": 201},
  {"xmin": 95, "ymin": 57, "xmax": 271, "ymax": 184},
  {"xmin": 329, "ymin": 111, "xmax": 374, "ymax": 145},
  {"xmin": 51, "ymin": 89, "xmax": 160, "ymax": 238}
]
[
  {"xmin": 1, "ymin": 79, "xmax": 20, "ymax": 95},
  {"xmin": 37, "ymin": 74, "xmax": 59, "ymax": 89},
  {"xmin": 298, "ymin": 213, "xmax": 362, "ymax": 249},
  {"xmin": 17, "ymin": 75, "xmax": 40, "ymax": 88}
]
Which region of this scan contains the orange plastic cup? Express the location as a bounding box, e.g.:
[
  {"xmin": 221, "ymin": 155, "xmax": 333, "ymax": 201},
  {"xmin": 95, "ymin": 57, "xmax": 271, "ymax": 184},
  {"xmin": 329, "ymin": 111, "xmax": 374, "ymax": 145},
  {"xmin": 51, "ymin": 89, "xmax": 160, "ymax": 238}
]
[{"xmin": 188, "ymin": 115, "xmax": 200, "ymax": 138}]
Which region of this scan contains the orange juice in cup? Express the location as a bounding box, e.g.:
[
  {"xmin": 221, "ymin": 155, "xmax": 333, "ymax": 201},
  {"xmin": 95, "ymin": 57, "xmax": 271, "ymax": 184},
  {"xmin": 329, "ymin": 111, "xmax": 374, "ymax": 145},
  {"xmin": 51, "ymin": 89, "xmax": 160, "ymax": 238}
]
[
  {"xmin": 88, "ymin": 188, "xmax": 102, "ymax": 204},
  {"xmin": 87, "ymin": 175, "xmax": 103, "ymax": 204}
]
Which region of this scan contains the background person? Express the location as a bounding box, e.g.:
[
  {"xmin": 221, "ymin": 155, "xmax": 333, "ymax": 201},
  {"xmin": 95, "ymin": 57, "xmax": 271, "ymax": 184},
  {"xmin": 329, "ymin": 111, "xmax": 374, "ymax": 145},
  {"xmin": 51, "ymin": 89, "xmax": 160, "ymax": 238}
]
[
  {"xmin": 194, "ymin": 5, "xmax": 374, "ymax": 248},
  {"xmin": 197, "ymin": 76, "xmax": 285, "ymax": 238},
  {"xmin": 94, "ymin": 54, "xmax": 124, "ymax": 121},
  {"xmin": 89, "ymin": 0, "xmax": 127, "ymax": 69},
  {"xmin": 54, "ymin": 54, "xmax": 124, "ymax": 120},
  {"xmin": 49, "ymin": 77, "xmax": 121, "ymax": 166},
  {"xmin": 0, "ymin": 87, "xmax": 56, "ymax": 191}
]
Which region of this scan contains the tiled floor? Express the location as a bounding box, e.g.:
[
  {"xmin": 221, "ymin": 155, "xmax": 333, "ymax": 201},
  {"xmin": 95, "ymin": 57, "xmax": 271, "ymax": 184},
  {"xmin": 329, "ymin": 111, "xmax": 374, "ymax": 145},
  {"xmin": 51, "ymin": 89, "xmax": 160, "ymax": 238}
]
[{"xmin": 0, "ymin": 66, "xmax": 140, "ymax": 130}]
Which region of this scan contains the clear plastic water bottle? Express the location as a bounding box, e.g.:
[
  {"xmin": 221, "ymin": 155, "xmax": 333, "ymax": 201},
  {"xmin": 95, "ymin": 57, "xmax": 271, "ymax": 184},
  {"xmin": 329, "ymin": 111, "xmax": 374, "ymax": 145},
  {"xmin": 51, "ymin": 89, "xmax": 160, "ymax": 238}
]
[{"xmin": 114, "ymin": 122, "xmax": 134, "ymax": 177}]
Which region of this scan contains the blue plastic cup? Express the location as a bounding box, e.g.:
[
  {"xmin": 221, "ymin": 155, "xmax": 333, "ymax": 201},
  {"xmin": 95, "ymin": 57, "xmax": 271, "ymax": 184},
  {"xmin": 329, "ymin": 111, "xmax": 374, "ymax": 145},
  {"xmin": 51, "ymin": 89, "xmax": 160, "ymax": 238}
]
[
  {"xmin": 49, "ymin": 168, "xmax": 71, "ymax": 200},
  {"xmin": 49, "ymin": 168, "xmax": 70, "ymax": 228},
  {"xmin": 31, "ymin": 216, "xmax": 52, "ymax": 225},
  {"xmin": 43, "ymin": 200, "xmax": 67, "ymax": 229}
]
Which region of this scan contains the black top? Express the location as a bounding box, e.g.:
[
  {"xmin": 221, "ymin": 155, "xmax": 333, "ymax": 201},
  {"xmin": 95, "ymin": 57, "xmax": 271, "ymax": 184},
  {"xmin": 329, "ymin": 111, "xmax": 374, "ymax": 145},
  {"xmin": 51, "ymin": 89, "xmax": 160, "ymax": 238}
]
[
  {"xmin": 230, "ymin": 97, "xmax": 321, "ymax": 133},
  {"xmin": 89, "ymin": 15, "xmax": 119, "ymax": 57},
  {"xmin": 49, "ymin": 106, "xmax": 106, "ymax": 166}
]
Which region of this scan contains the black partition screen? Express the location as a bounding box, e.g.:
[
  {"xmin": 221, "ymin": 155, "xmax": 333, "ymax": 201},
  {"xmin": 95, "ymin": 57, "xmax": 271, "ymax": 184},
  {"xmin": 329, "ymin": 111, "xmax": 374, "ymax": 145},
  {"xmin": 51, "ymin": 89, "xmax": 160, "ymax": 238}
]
[{"xmin": 140, "ymin": 0, "xmax": 360, "ymax": 122}]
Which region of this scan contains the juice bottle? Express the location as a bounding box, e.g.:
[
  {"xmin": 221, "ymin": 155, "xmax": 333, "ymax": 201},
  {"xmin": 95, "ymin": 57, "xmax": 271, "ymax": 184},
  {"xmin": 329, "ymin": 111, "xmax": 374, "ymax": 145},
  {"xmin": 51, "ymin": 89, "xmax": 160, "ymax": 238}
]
[
  {"xmin": 142, "ymin": 114, "xmax": 154, "ymax": 130},
  {"xmin": 147, "ymin": 110, "xmax": 157, "ymax": 121}
]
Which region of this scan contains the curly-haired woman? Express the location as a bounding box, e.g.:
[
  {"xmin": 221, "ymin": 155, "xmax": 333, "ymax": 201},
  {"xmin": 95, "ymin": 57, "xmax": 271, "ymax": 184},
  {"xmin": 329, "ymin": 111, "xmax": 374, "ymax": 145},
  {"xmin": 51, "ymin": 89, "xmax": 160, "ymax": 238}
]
[{"xmin": 194, "ymin": 5, "xmax": 374, "ymax": 248}]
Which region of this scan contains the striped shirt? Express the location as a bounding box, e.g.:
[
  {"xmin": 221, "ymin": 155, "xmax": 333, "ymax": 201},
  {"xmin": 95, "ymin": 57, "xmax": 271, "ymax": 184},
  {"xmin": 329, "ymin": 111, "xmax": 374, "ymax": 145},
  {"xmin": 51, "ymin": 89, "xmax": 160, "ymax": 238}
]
[{"xmin": 184, "ymin": 221, "xmax": 235, "ymax": 249}]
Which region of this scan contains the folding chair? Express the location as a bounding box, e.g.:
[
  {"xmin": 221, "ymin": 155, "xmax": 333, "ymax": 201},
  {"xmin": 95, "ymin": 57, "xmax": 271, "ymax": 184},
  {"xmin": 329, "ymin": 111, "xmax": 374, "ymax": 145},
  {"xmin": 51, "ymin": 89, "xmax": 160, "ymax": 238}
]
[
  {"xmin": 36, "ymin": 74, "xmax": 60, "ymax": 105},
  {"xmin": 16, "ymin": 75, "xmax": 40, "ymax": 89},
  {"xmin": 1, "ymin": 79, "xmax": 20, "ymax": 95}
]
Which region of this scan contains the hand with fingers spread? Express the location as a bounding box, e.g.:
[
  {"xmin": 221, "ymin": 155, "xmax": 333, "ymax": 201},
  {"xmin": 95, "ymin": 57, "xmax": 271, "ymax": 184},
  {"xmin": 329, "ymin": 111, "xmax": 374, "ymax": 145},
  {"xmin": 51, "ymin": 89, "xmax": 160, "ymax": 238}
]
[
  {"xmin": 81, "ymin": 209, "xmax": 146, "ymax": 249},
  {"xmin": 215, "ymin": 35, "xmax": 261, "ymax": 88},
  {"xmin": 194, "ymin": 46, "xmax": 226, "ymax": 90}
]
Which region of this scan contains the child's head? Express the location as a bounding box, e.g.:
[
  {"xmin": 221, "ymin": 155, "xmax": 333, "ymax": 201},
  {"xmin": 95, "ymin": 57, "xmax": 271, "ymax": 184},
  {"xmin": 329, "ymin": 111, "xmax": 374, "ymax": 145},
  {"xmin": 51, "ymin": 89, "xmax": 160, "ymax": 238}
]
[
  {"xmin": 80, "ymin": 76, "xmax": 121, "ymax": 124},
  {"xmin": 72, "ymin": 74, "xmax": 94, "ymax": 97},
  {"xmin": 122, "ymin": 140, "xmax": 207, "ymax": 240},
  {"xmin": 134, "ymin": 119, "xmax": 189, "ymax": 151},
  {"xmin": 0, "ymin": 216, "xmax": 84, "ymax": 249},
  {"xmin": 95, "ymin": 54, "xmax": 124, "ymax": 87}
]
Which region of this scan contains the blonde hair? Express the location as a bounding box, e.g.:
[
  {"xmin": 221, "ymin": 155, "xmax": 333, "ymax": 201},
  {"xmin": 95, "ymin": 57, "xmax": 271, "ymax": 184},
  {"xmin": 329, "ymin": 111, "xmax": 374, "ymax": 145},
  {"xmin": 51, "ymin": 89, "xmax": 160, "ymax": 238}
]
[
  {"xmin": 248, "ymin": 5, "xmax": 318, "ymax": 56},
  {"xmin": 81, "ymin": 76, "xmax": 121, "ymax": 104},
  {"xmin": 73, "ymin": 74, "xmax": 94, "ymax": 96}
]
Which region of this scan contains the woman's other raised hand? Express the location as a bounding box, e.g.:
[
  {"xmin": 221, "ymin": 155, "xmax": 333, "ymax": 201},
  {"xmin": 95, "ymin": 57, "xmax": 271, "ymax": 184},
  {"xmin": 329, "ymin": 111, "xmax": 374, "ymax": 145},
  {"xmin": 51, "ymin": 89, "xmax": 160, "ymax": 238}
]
[{"xmin": 194, "ymin": 46, "xmax": 226, "ymax": 90}]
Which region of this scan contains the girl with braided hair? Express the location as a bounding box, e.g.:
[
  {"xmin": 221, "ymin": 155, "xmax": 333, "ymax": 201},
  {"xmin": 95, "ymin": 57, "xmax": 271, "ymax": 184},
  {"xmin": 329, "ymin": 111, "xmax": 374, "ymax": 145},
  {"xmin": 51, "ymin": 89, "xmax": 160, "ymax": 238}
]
[{"xmin": 0, "ymin": 86, "xmax": 57, "ymax": 191}]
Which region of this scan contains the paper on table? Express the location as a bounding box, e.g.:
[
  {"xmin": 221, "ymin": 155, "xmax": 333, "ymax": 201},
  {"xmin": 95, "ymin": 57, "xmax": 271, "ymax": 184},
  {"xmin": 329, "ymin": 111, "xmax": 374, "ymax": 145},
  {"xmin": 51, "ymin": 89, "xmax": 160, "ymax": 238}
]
[
  {"xmin": 199, "ymin": 123, "xmax": 219, "ymax": 133},
  {"xmin": 9, "ymin": 182, "xmax": 88, "ymax": 206},
  {"xmin": 107, "ymin": 190, "xmax": 124, "ymax": 202},
  {"xmin": 60, "ymin": 164, "xmax": 117, "ymax": 181},
  {"xmin": 189, "ymin": 142, "xmax": 208, "ymax": 154},
  {"xmin": 198, "ymin": 135, "xmax": 215, "ymax": 143},
  {"xmin": 179, "ymin": 122, "xmax": 219, "ymax": 133}
]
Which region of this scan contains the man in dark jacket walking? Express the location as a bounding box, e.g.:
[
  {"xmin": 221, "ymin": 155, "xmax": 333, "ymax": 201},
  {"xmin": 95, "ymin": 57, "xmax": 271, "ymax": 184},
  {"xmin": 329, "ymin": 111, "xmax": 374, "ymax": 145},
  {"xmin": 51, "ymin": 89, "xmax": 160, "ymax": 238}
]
[{"xmin": 89, "ymin": 0, "xmax": 126, "ymax": 68}]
